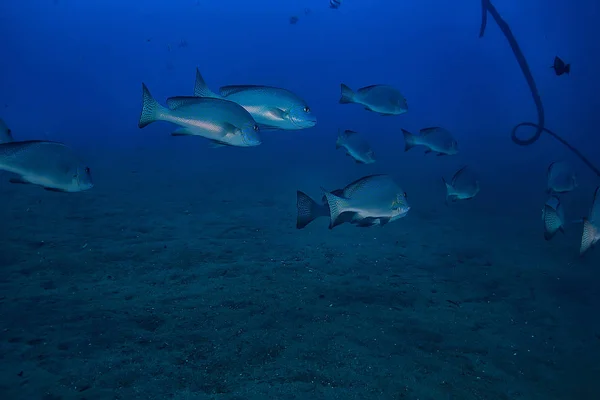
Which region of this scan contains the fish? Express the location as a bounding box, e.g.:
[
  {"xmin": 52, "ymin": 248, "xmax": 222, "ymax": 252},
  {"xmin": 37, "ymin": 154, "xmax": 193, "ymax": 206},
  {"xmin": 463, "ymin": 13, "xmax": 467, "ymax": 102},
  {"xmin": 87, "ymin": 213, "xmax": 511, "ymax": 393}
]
[
  {"xmin": 336, "ymin": 130, "xmax": 376, "ymax": 164},
  {"xmin": 443, "ymin": 166, "xmax": 479, "ymax": 202},
  {"xmin": 289, "ymin": 16, "xmax": 299, "ymax": 24},
  {"xmin": 138, "ymin": 83, "xmax": 261, "ymax": 147},
  {"xmin": 193, "ymin": 68, "xmax": 316, "ymax": 130},
  {"xmin": 330, "ymin": 0, "xmax": 342, "ymax": 9},
  {"xmin": 0, "ymin": 140, "xmax": 93, "ymax": 192},
  {"xmin": 551, "ymin": 56, "xmax": 570, "ymax": 76},
  {"xmin": 580, "ymin": 187, "xmax": 600, "ymax": 255},
  {"xmin": 542, "ymin": 195, "xmax": 565, "ymax": 240},
  {"xmin": 321, "ymin": 174, "xmax": 410, "ymax": 229},
  {"xmin": 339, "ymin": 84, "xmax": 408, "ymax": 116},
  {"xmin": 0, "ymin": 119, "xmax": 14, "ymax": 144},
  {"xmin": 296, "ymin": 191, "xmax": 331, "ymax": 229},
  {"xmin": 401, "ymin": 127, "xmax": 458, "ymax": 155},
  {"xmin": 547, "ymin": 161, "xmax": 577, "ymax": 194}
]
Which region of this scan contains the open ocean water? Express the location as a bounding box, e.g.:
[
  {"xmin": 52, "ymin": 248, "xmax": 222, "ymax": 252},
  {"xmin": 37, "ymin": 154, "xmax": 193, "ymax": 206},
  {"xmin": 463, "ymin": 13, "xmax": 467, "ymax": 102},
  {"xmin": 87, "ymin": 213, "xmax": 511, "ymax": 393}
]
[{"xmin": 1, "ymin": 1, "xmax": 599, "ymax": 399}]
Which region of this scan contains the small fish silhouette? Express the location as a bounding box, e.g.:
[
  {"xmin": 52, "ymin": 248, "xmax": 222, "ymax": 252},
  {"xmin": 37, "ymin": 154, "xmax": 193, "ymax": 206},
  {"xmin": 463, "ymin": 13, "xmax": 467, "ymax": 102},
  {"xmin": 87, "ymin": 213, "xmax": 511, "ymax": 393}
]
[{"xmin": 551, "ymin": 56, "xmax": 570, "ymax": 76}]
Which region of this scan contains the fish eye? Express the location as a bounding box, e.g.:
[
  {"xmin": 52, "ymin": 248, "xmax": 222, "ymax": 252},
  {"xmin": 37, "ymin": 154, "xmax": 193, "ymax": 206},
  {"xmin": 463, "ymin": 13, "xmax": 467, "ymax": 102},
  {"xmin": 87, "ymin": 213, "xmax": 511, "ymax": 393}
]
[
  {"xmin": 253, "ymin": 125, "xmax": 259, "ymax": 131},
  {"xmin": 403, "ymin": 192, "xmax": 407, "ymax": 198},
  {"xmin": 85, "ymin": 167, "xmax": 90, "ymax": 173},
  {"xmin": 303, "ymin": 106, "xmax": 310, "ymax": 113}
]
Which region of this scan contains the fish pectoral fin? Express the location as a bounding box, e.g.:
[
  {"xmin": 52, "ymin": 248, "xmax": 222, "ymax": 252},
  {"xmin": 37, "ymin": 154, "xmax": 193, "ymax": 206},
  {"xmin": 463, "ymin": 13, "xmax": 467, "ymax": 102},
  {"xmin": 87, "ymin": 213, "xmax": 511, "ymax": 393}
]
[
  {"xmin": 9, "ymin": 177, "xmax": 31, "ymax": 184},
  {"xmin": 424, "ymin": 149, "xmax": 432, "ymax": 154},
  {"xmin": 265, "ymin": 107, "xmax": 287, "ymax": 120},
  {"xmin": 436, "ymin": 153, "xmax": 446, "ymax": 156},
  {"xmin": 171, "ymin": 128, "xmax": 196, "ymax": 136},
  {"xmin": 379, "ymin": 217, "xmax": 391, "ymax": 226},
  {"xmin": 44, "ymin": 187, "xmax": 67, "ymax": 192}
]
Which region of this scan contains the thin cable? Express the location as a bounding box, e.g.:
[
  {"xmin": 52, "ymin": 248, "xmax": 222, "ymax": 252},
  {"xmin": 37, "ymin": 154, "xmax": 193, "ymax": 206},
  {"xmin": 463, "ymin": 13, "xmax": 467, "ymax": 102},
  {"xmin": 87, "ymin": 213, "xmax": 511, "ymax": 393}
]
[{"xmin": 479, "ymin": 0, "xmax": 600, "ymax": 177}]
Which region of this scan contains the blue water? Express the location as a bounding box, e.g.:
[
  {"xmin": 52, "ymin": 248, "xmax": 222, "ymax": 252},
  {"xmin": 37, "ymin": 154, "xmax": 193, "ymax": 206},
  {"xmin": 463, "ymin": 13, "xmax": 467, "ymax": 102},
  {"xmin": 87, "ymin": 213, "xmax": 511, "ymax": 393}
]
[{"xmin": 1, "ymin": 0, "xmax": 599, "ymax": 399}]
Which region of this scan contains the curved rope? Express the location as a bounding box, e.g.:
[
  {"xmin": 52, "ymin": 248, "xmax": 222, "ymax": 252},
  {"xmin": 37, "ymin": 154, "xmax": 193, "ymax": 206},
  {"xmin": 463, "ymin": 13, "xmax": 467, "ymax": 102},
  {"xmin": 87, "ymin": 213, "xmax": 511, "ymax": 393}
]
[{"xmin": 479, "ymin": 0, "xmax": 600, "ymax": 177}]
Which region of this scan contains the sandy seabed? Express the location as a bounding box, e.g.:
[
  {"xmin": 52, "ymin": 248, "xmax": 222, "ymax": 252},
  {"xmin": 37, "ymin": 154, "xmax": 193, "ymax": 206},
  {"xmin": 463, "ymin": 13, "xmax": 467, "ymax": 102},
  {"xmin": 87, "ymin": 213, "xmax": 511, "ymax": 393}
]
[{"xmin": 0, "ymin": 147, "xmax": 599, "ymax": 400}]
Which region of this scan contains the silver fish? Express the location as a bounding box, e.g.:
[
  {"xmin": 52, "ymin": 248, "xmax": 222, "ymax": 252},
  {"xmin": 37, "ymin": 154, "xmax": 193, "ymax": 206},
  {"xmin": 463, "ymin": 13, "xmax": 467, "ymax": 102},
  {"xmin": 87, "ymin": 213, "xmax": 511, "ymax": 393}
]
[
  {"xmin": 547, "ymin": 161, "xmax": 577, "ymax": 194},
  {"xmin": 401, "ymin": 127, "xmax": 458, "ymax": 155},
  {"xmin": 193, "ymin": 68, "xmax": 316, "ymax": 131},
  {"xmin": 0, "ymin": 140, "xmax": 93, "ymax": 192},
  {"xmin": 138, "ymin": 83, "xmax": 261, "ymax": 147},
  {"xmin": 322, "ymin": 174, "xmax": 410, "ymax": 229},
  {"xmin": 580, "ymin": 187, "xmax": 600, "ymax": 255},
  {"xmin": 0, "ymin": 119, "xmax": 14, "ymax": 144},
  {"xmin": 339, "ymin": 84, "xmax": 408, "ymax": 116},
  {"xmin": 336, "ymin": 130, "xmax": 375, "ymax": 164},
  {"xmin": 443, "ymin": 166, "xmax": 479, "ymax": 202},
  {"xmin": 542, "ymin": 195, "xmax": 565, "ymax": 240}
]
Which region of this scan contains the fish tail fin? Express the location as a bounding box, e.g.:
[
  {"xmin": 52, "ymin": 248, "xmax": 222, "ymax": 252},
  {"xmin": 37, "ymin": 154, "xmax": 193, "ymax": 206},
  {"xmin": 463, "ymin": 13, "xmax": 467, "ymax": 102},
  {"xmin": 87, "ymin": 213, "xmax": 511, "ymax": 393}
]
[
  {"xmin": 193, "ymin": 68, "xmax": 220, "ymax": 98},
  {"xmin": 321, "ymin": 188, "xmax": 351, "ymax": 229},
  {"xmin": 339, "ymin": 84, "xmax": 355, "ymax": 104},
  {"xmin": 543, "ymin": 204, "xmax": 563, "ymax": 240},
  {"xmin": 296, "ymin": 191, "xmax": 326, "ymax": 229},
  {"xmin": 139, "ymin": 83, "xmax": 167, "ymax": 128},
  {"xmin": 335, "ymin": 129, "xmax": 345, "ymax": 149},
  {"xmin": 564, "ymin": 64, "xmax": 571, "ymax": 74},
  {"xmin": 442, "ymin": 177, "xmax": 454, "ymax": 204},
  {"xmin": 580, "ymin": 218, "xmax": 599, "ymax": 255},
  {"xmin": 401, "ymin": 129, "xmax": 417, "ymax": 151}
]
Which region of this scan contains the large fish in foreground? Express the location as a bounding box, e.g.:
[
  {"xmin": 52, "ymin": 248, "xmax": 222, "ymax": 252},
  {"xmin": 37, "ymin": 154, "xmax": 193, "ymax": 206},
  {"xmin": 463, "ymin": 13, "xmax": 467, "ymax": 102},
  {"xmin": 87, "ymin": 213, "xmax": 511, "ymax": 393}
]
[
  {"xmin": 339, "ymin": 84, "xmax": 408, "ymax": 116},
  {"xmin": 580, "ymin": 187, "xmax": 600, "ymax": 255},
  {"xmin": 297, "ymin": 175, "xmax": 410, "ymax": 229},
  {"xmin": 542, "ymin": 195, "xmax": 565, "ymax": 240},
  {"xmin": 401, "ymin": 127, "xmax": 458, "ymax": 155},
  {"xmin": 547, "ymin": 161, "xmax": 577, "ymax": 194},
  {"xmin": 0, "ymin": 140, "xmax": 93, "ymax": 192},
  {"xmin": 336, "ymin": 129, "xmax": 375, "ymax": 164},
  {"xmin": 0, "ymin": 119, "xmax": 13, "ymax": 144},
  {"xmin": 322, "ymin": 174, "xmax": 410, "ymax": 229},
  {"xmin": 138, "ymin": 83, "xmax": 261, "ymax": 147},
  {"xmin": 443, "ymin": 166, "xmax": 479, "ymax": 203},
  {"xmin": 193, "ymin": 68, "xmax": 316, "ymax": 131}
]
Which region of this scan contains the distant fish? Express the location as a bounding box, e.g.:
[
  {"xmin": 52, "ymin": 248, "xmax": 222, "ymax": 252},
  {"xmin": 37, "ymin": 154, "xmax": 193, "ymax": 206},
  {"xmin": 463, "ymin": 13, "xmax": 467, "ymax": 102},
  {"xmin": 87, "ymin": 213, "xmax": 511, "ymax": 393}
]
[
  {"xmin": 336, "ymin": 130, "xmax": 375, "ymax": 164},
  {"xmin": 0, "ymin": 119, "xmax": 14, "ymax": 144},
  {"xmin": 339, "ymin": 84, "xmax": 408, "ymax": 116},
  {"xmin": 401, "ymin": 127, "xmax": 458, "ymax": 155},
  {"xmin": 443, "ymin": 166, "xmax": 479, "ymax": 202},
  {"xmin": 289, "ymin": 16, "xmax": 299, "ymax": 24},
  {"xmin": 542, "ymin": 195, "xmax": 565, "ymax": 240},
  {"xmin": 0, "ymin": 140, "xmax": 93, "ymax": 192},
  {"xmin": 580, "ymin": 187, "xmax": 600, "ymax": 255},
  {"xmin": 322, "ymin": 174, "xmax": 410, "ymax": 229},
  {"xmin": 138, "ymin": 83, "xmax": 261, "ymax": 147},
  {"xmin": 547, "ymin": 161, "xmax": 577, "ymax": 194},
  {"xmin": 193, "ymin": 68, "xmax": 316, "ymax": 130},
  {"xmin": 330, "ymin": 0, "xmax": 342, "ymax": 9},
  {"xmin": 551, "ymin": 56, "xmax": 570, "ymax": 76}
]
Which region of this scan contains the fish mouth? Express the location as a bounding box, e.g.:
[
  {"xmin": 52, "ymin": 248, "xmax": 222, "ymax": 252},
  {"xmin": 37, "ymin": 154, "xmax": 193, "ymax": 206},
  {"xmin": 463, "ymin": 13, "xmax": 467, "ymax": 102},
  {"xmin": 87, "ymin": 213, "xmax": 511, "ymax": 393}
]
[{"xmin": 291, "ymin": 117, "xmax": 317, "ymax": 129}]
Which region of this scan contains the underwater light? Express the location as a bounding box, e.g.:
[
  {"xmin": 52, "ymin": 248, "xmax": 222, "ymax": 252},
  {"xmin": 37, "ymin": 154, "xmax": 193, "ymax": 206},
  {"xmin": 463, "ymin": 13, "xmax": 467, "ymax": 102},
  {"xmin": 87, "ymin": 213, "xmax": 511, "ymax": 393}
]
[{"xmin": 479, "ymin": 0, "xmax": 600, "ymax": 177}]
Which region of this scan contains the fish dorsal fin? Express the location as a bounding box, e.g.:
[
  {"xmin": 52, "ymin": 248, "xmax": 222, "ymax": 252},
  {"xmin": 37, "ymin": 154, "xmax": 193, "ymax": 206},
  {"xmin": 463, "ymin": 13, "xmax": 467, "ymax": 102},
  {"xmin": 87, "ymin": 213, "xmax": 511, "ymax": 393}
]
[
  {"xmin": 194, "ymin": 68, "xmax": 220, "ymax": 98},
  {"xmin": 344, "ymin": 130, "xmax": 358, "ymax": 136},
  {"xmin": 166, "ymin": 96, "xmax": 208, "ymax": 110},
  {"xmin": 219, "ymin": 85, "xmax": 262, "ymax": 97},
  {"xmin": 451, "ymin": 166, "xmax": 468, "ymax": 185},
  {"xmin": 420, "ymin": 127, "xmax": 441, "ymax": 135},
  {"xmin": 342, "ymin": 174, "xmax": 388, "ymax": 197}
]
